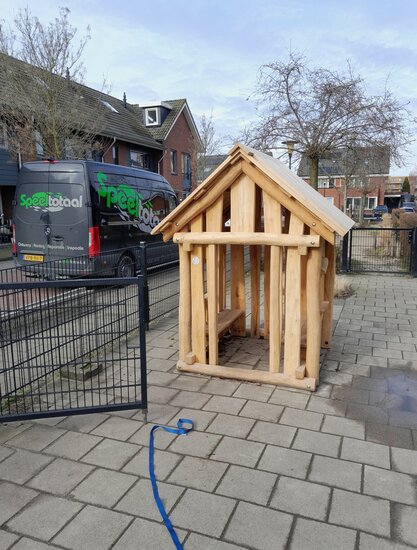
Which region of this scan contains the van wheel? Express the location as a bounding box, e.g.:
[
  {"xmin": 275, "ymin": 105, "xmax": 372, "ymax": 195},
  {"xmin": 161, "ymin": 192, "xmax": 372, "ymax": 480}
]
[{"xmin": 115, "ymin": 255, "xmax": 135, "ymax": 278}]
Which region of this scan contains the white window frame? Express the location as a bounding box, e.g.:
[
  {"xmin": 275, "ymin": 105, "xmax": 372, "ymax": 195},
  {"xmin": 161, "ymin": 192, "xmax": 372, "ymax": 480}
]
[
  {"xmin": 346, "ymin": 197, "xmax": 361, "ymax": 209},
  {"xmin": 325, "ymin": 197, "xmax": 334, "ymax": 205},
  {"xmin": 366, "ymin": 196, "xmax": 377, "ymax": 210},
  {"xmin": 145, "ymin": 107, "xmax": 160, "ymax": 126}
]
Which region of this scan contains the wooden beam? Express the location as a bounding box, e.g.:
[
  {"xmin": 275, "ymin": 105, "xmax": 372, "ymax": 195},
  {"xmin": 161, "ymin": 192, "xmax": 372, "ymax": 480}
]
[
  {"xmin": 230, "ymin": 244, "xmax": 246, "ymax": 336},
  {"xmin": 250, "ymin": 245, "xmax": 260, "ymax": 337},
  {"xmin": 321, "ymin": 240, "xmax": 335, "ymax": 349},
  {"xmin": 263, "ymin": 191, "xmax": 283, "ymax": 374},
  {"xmin": 178, "ymin": 243, "xmax": 191, "ymax": 361},
  {"xmin": 177, "ymin": 360, "xmax": 316, "ymax": 391},
  {"xmin": 207, "ymin": 244, "xmax": 218, "ymax": 365},
  {"xmin": 190, "ymin": 215, "xmax": 206, "ymax": 363},
  {"xmin": 284, "ymin": 215, "xmax": 304, "ymax": 377},
  {"xmin": 174, "ymin": 232, "xmax": 320, "ymax": 247},
  {"xmin": 230, "ymin": 175, "xmax": 256, "ymax": 232},
  {"xmin": 305, "ymin": 234, "xmax": 322, "ymax": 380}
]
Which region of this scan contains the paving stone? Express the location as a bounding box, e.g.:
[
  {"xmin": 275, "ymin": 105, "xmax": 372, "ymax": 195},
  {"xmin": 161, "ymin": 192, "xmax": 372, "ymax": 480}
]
[
  {"xmin": 203, "ymin": 395, "xmax": 246, "ymax": 415},
  {"xmin": 389, "ymin": 410, "xmax": 417, "ymax": 429},
  {"xmin": 359, "ymin": 533, "xmax": 415, "ymax": 549},
  {"xmin": 290, "ymin": 517, "xmax": 356, "ymax": 550},
  {"xmin": 146, "ymin": 371, "xmax": 179, "ymax": 386},
  {"xmin": 7, "ymin": 494, "xmax": 82, "ymax": 541},
  {"xmin": 322, "ymin": 415, "xmax": 365, "ymax": 439},
  {"xmin": 90, "ymin": 416, "xmax": 142, "ymax": 441},
  {"xmin": 147, "ymin": 346, "xmax": 177, "ymax": 360},
  {"xmin": 200, "ymin": 379, "xmax": 241, "ymax": 396},
  {"xmin": 123, "ymin": 447, "xmax": 182, "ymax": 480},
  {"xmin": 357, "ymin": 355, "xmax": 388, "ymax": 367},
  {"xmin": 352, "ymin": 377, "xmax": 388, "ymax": 392},
  {"xmin": 292, "ymin": 429, "xmax": 341, "ymax": 457},
  {"xmin": 393, "ymin": 503, "xmax": 417, "ymax": 547},
  {"xmin": 81, "ymin": 438, "xmax": 141, "ymax": 470},
  {"xmin": 0, "ymin": 481, "xmax": 38, "ymax": 526},
  {"xmin": 43, "ymin": 430, "xmax": 102, "ymax": 460},
  {"xmin": 216, "ymin": 464, "xmax": 276, "ymax": 505},
  {"xmin": 169, "ymin": 431, "xmax": 222, "ymax": 458},
  {"xmin": 148, "ymin": 385, "xmax": 179, "ymax": 404},
  {"xmin": 364, "ymin": 465, "xmax": 416, "ymax": 505},
  {"xmin": 0, "ymin": 446, "xmax": 13, "ymax": 464},
  {"xmin": 309, "ymin": 455, "xmax": 362, "ymax": 491},
  {"xmin": 169, "ymin": 375, "xmax": 208, "ymax": 392},
  {"xmin": 347, "ymin": 402, "xmax": 389, "ymax": 424},
  {"xmin": 329, "ymin": 488, "xmax": 390, "ymax": 536},
  {"xmin": 168, "ymin": 456, "xmax": 227, "ymax": 491},
  {"xmin": 128, "ymin": 423, "xmax": 174, "ymax": 449},
  {"xmin": 170, "ymin": 488, "xmax": 235, "ymax": 537},
  {"xmin": 331, "ymin": 386, "xmax": 370, "ymax": 404},
  {"xmin": 0, "ymin": 449, "xmax": 53, "ymax": 484},
  {"xmin": 224, "ymin": 501, "xmax": 292, "ymax": 550},
  {"xmin": 116, "ymin": 478, "xmax": 184, "ymax": 521},
  {"xmin": 55, "ymin": 413, "xmax": 108, "ymax": 433},
  {"xmin": 7, "ymin": 425, "xmax": 65, "ymax": 452},
  {"xmin": 6, "ymin": 538, "xmax": 61, "ymax": 549},
  {"xmin": 28, "ymin": 458, "xmax": 93, "ymax": 496},
  {"xmin": 211, "ymin": 436, "xmax": 264, "ymax": 467},
  {"xmin": 0, "ymin": 530, "xmax": 18, "ymax": 549},
  {"xmin": 270, "ymin": 476, "xmax": 330, "ymax": 520},
  {"xmin": 391, "ymin": 446, "xmax": 417, "ymax": 475},
  {"xmin": 247, "ymin": 421, "xmax": 296, "ymax": 447},
  {"xmin": 238, "ymin": 400, "xmax": 283, "ymax": 422},
  {"xmin": 140, "ymin": 403, "xmax": 179, "ymax": 425},
  {"xmin": 169, "ymin": 409, "xmax": 216, "ymax": 431},
  {"xmin": 258, "ymin": 445, "xmax": 311, "ymax": 479},
  {"xmin": 184, "ymin": 533, "xmax": 243, "ymax": 550},
  {"xmin": 341, "ymin": 437, "xmax": 390, "ymax": 468},
  {"xmin": 233, "ymin": 383, "xmax": 274, "ymax": 402},
  {"xmin": 70, "ymin": 467, "xmax": 136, "ymax": 507},
  {"xmin": 112, "ymin": 517, "xmax": 187, "ymax": 550},
  {"xmin": 206, "ymin": 413, "xmax": 255, "ymax": 438},
  {"xmin": 170, "ymin": 390, "xmax": 211, "ymax": 409},
  {"xmin": 146, "ymin": 358, "xmax": 177, "ymax": 372},
  {"xmin": 0, "ymin": 423, "xmax": 30, "ymax": 445},
  {"xmin": 366, "ymin": 422, "xmax": 414, "ymax": 449},
  {"xmin": 53, "ymin": 504, "xmax": 132, "ymax": 550},
  {"xmin": 279, "ymin": 407, "xmax": 323, "ymax": 431}
]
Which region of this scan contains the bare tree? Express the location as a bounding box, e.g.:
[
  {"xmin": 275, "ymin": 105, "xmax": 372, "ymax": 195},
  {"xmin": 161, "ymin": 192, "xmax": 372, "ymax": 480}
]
[
  {"xmin": 243, "ymin": 52, "xmax": 414, "ymax": 189},
  {"xmin": 0, "ymin": 7, "xmax": 105, "ymax": 160},
  {"xmin": 197, "ymin": 112, "xmax": 223, "ymax": 182}
]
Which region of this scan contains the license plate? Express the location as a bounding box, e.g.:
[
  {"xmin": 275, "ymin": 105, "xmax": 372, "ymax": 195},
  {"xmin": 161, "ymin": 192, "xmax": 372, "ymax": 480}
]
[{"xmin": 23, "ymin": 254, "xmax": 44, "ymax": 262}]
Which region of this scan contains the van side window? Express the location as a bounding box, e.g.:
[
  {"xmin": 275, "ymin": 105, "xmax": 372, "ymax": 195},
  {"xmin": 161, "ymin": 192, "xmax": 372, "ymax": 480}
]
[{"xmin": 166, "ymin": 194, "xmax": 178, "ymax": 214}]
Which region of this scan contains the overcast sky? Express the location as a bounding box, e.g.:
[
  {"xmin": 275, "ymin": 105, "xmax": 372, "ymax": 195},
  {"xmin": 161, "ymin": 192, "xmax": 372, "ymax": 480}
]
[{"xmin": 1, "ymin": 0, "xmax": 416, "ymax": 175}]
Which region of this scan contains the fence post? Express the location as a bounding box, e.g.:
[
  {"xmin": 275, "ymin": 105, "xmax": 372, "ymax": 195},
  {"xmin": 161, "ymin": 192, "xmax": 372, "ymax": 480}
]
[
  {"xmin": 139, "ymin": 242, "xmax": 150, "ymax": 329},
  {"xmin": 411, "ymin": 228, "xmax": 417, "ymax": 277},
  {"xmin": 138, "ymin": 272, "xmax": 148, "ymax": 416},
  {"xmin": 341, "ymin": 231, "xmax": 349, "ymax": 273}
]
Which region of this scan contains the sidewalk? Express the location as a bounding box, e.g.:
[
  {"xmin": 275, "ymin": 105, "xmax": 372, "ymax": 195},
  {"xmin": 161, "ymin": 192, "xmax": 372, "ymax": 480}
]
[{"xmin": 1, "ymin": 274, "xmax": 417, "ymax": 549}]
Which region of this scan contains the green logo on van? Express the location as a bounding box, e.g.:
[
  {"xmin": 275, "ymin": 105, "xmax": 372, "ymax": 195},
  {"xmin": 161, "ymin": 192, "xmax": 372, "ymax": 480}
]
[
  {"xmin": 19, "ymin": 192, "xmax": 83, "ymax": 212},
  {"xmin": 96, "ymin": 172, "xmax": 159, "ymax": 228}
]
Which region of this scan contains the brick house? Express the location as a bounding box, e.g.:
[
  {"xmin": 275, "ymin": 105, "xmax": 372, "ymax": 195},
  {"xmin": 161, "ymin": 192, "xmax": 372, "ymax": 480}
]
[
  {"xmin": 137, "ymin": 100, "xmax": 201, "ymax": 199},
  {"xmin": 297, "ymin": 147, "xmax": 390, "ymax": 218}
]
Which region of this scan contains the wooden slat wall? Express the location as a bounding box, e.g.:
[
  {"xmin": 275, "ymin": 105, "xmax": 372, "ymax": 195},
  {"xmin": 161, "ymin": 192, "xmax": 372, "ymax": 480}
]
[
  {"xmin": 283, "ymin": 215, "xmax": 305, "ymax": 376},
  {"xmin": 263, "ymin": 191, "xmax": 283, "ymax": 373},
  {"xmin": 190, "ymin": 214, "xmax": 206, "ymax": 363},
  {"xmin": 305, "ymin": 231, "xmax": 322, "ymax": 380}
]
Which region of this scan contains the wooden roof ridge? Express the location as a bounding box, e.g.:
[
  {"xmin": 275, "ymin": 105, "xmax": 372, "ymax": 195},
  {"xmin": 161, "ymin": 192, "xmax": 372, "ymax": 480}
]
[{"xmin": 152, "ymin": 143, "xmax": 355, "ymax": 241}]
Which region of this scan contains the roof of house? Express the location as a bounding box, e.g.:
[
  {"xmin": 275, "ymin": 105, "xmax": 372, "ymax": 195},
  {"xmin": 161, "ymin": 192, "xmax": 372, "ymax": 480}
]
[
  {"xmin": 0, "ymin": 53, "xmax": 163, "ymax": 151},
  {"xmin": 202, "ymin": 154, "xmax": 228, "ymax": 179},
  {"xmin": 153, "ymin": 143, "xmax": 355, "ymax": 244},
  {"xmin": 298, "ymin": 147, "xmax": 390, "ymax": 178},
  {"xmin": 136, "ymin": 99, "xmax": 201, "ymax": 146}
]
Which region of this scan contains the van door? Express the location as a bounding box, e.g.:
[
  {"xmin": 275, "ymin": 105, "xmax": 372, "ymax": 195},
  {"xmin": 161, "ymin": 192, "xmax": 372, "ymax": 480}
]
[{"xmin": 14, "ymin": 163, "xmax": 88, "ymax": 263}]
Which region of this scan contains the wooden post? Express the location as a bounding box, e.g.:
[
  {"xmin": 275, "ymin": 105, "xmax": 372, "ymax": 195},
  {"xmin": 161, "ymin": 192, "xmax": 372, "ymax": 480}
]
[
  {"xmin": 207, "ymin": 244, "xmax": 218, "ymax": 365},
  {"xmin": 230, "ymin": 244, "xmax": 246, "ymax": 336},
  {"xmin": 179, "ymin": 243, "xmax": 191, "ymax": 361},
  {"xmin": 190, "ymin": 215, "xmax": 206, "ymax": 363},
  {"xmin": 250, "ymin": 245, "xmax": 260, "ymax": 336},
  {"xmin": 263, "ymin": 245, "xmax": 270, "ymax": 338},
  {"xmin": 263, "ymin": 192, "xmax": 282, "ymax": 373},
  {"xmin": 306, "ymin": 234, "xmax": 322, "ymax": 380},
  {"xmin": 284, "ymin": 216, "xmax": 304, "ymax": 377},
  {"xmin": 321, "ymin": 240, "xmax": 335, "ymax": 348}
]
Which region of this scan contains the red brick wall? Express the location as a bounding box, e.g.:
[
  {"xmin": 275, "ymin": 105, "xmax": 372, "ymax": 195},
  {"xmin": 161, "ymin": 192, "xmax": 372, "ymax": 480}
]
[{"xmin": 158, "ymin": 111, "xmax": 197, "ymax": 196}]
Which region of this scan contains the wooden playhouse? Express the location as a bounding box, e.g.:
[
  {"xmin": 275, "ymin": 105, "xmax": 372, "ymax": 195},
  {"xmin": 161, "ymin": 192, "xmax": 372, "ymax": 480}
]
[{"xmin": 152, "ymin": 144, "xmax": 354, "ymax": 391}]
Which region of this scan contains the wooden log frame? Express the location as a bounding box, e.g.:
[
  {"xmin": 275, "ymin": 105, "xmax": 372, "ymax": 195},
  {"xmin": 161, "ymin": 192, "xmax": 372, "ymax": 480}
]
[
  {"xmin": 305, "ymin": 230, "xmax": 322, "ymax": 380},
  {"xmin": 190, "ymin": 215, "xmax": 206, "ymax": 363}
]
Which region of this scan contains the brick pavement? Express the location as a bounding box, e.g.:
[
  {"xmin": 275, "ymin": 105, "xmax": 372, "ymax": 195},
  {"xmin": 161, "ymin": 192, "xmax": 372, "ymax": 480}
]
[{"xmin": 1, "ymin": 274, "xmax": 417, "ymax": 549}]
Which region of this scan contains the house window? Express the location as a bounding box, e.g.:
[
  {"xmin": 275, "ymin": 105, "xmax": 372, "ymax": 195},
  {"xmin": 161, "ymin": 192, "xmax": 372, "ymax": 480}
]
[
  {"xmin": 145, "ymin": 108, "xmax": 160, "ymax": 126},
  {"xmin": 112, "ymin": 146, "xmax": 119, "ymax": 165},
  {"xmin": 326, "ymin": 197, "xmax": 334, "ymax": 205},
  {"xmin": 130, "ymin": 150, "xmax": 151, "ymax": 170},
  {"xmin": 346, "ymin": 197, "xmax": 361, "ymax": 210},
  {"xmin": 170, "ymin": 150, "xmax": 177, "ymax": 174},
  {"xmin": 366, "ymin": 196, "xmax": 377, "ymax": 210}
]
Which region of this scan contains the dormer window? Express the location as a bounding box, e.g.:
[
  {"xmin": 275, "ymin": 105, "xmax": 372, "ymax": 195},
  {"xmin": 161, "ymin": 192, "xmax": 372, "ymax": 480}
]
[{"xmin": 145, "ymin": 107, "xmax": 160, "ymax": 126}]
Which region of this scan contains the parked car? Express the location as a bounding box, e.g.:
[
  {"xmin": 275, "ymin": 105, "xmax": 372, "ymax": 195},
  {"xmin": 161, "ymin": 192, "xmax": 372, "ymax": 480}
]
[
  {"xmin": 400, "ymin": 202, "xmax": 416, "ymax": 214},
  {"xmin": 373, "ymin": 205, "xmax": 389, "ymax": 217}
]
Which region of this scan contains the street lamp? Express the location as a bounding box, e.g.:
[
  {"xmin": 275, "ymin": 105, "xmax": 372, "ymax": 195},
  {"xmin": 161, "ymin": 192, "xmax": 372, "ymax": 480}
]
[{"xmin": 282, "ymin": 140, "xmax": 299, "ymax": 170}]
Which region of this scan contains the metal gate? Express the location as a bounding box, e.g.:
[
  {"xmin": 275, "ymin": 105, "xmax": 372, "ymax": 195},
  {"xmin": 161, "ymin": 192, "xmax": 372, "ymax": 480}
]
[
  {"xmin": 0, "ymin": 276, "xmax": 147, "ymax": 422},
  {"xmin": 341, "ymin": 227, "xmax": 416, "ymax": 275}
]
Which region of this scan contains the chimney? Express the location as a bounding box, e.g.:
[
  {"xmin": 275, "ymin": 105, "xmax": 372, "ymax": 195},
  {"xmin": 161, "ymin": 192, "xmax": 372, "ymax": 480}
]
[{"xmin": 123, "ymin": 92, "xmax": 127, "ymax": 108}]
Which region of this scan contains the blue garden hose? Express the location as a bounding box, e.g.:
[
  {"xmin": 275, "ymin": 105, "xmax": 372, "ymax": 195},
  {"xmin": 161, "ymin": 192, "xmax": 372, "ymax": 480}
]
[{"xmin": 149, "ymin": 418, "xmax": 194, "ymax": 550}]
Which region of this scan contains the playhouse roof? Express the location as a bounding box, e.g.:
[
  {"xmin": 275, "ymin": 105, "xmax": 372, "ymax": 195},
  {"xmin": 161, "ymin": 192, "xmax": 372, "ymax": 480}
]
[{"xmin": 153, "ymin": 143, "xmax": 355, "ymax": 243}]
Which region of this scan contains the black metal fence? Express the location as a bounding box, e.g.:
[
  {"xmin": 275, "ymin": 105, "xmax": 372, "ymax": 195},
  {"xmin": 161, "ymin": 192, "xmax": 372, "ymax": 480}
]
[
  {"xmin": 0, "ymin": 276, "xmax": 148, "ymax": 422},
  {"xmin": 339, "ymin": 227, "xmax": 417, "ymax": 275}
]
